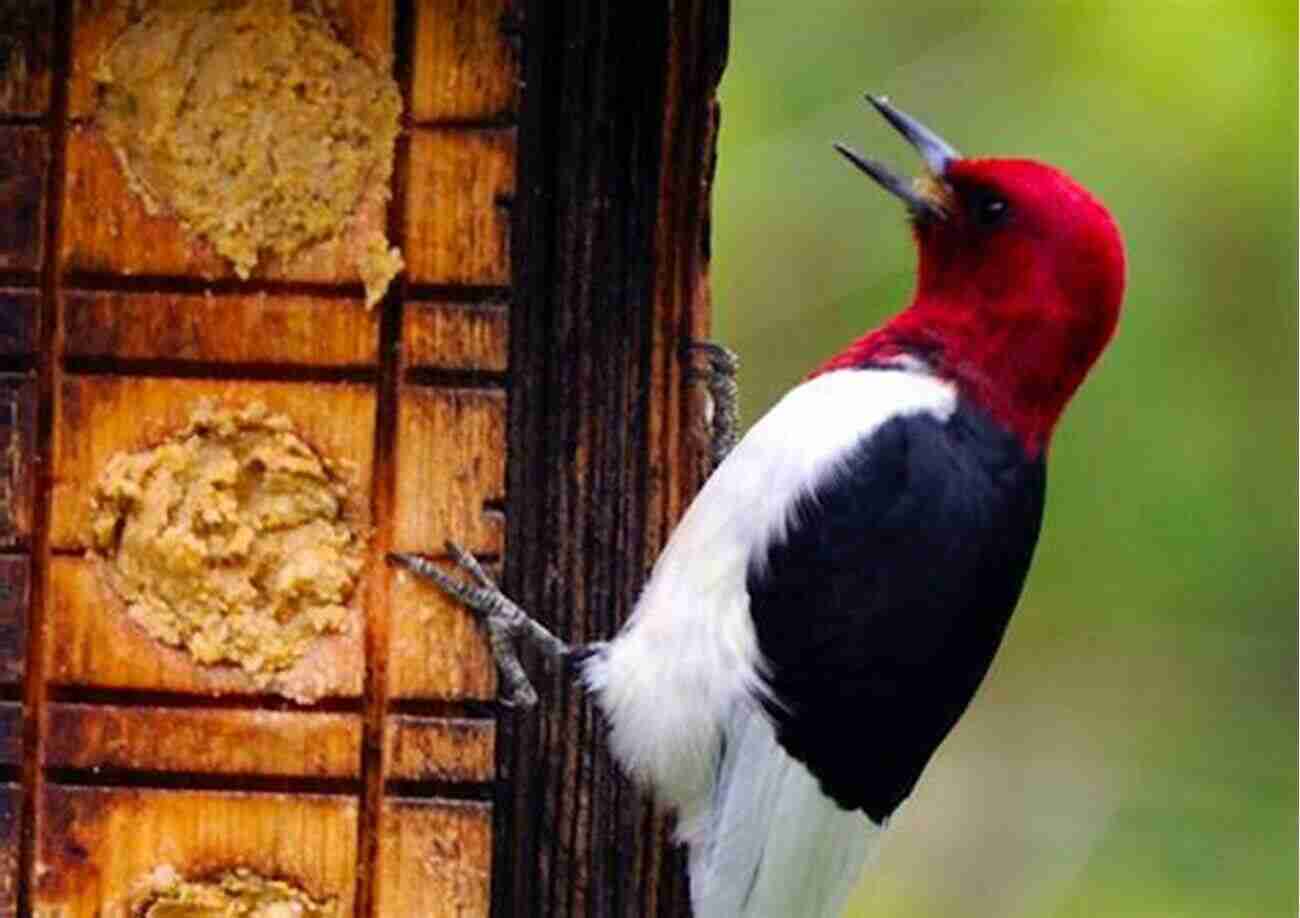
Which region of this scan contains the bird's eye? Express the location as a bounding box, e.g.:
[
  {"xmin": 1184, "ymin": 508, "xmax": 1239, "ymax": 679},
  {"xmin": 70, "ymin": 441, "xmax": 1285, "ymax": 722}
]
[{"xmin": 971, "ymin": 191, "xmax": 1010, "ymax": 228}]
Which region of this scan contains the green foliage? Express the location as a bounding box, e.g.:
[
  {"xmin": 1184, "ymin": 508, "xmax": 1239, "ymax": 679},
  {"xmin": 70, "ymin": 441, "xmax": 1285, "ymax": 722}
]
[{"xmin": 714, "ymin": 2, "xmax": 1297, "ymax": 914}]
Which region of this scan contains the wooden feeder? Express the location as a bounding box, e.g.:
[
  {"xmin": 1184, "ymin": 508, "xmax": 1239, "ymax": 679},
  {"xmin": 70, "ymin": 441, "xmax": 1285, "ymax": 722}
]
[{"xmin": 0, "ymin": 0, "xmax": 728, "ymax": 914}]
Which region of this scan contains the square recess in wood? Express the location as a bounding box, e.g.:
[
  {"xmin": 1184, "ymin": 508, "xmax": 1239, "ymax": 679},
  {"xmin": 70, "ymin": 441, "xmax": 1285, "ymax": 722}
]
[
  {"xmin": 47, "ymin": 376, "xmax": 375, "ymax": 699},
  {"xmin": 0, "ymin": 556, "xmax": 27, "ymax": 685},
  {"xmin": 63, "ymin": 290, "xmax": 380, "ymax": 368},
  {"xmin": 63, "ymin": 0, "xmax": 395, "ymax": 284},
  {"xmin": 412, "ymin": 0, "xmax": 520, "ymax": 123},
  {"xmin": 0, "ymin": 2, "xmax": 53, "ymax": 115},
  {"xmin": 375, "ymin": 798, "xmax": 491, "ymax": 918},
  {"xmin": 0, "ymin": 784, "xmax": 17, "ymax": 916},
  {"xmin": 46, "ymin": 705, "xmax": 362, "ymax": 779},
  {"xmin": 404, "ymin": 301, "xmax": 508, "ymax": 374},
  {"xmin": 0, "ymin": 127, "xmax": 47, "ymax": 272},
  {"xmin": 0, "ymin": 290, "xmax": 39, "ymax": 358},
  {"xmin": 405, "ymin": 129, "xmax": 515, "ymax": 286},
  {"xmin": 0, "ymin": 375, "xmax": 35, "ymax": 551},
  {"xmin": 385, "ymin": 715, "xmax": 494, "ymax": 784},
  {"xmin": 36, "ymin": 786, "xmax": 358, "ymax": 916}
]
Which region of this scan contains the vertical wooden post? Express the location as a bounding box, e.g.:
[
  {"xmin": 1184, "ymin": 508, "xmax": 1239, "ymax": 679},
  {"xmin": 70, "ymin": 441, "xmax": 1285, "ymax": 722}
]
[{"xmin": 500, "ymin": 2, "xmax": 730, "ymax": 915}]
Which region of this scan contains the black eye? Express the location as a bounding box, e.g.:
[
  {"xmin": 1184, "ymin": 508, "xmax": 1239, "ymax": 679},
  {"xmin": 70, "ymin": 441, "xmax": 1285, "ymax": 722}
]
[{"xmin": 971, "ymin": 190, "xmax": 1011, "ymax": 228}]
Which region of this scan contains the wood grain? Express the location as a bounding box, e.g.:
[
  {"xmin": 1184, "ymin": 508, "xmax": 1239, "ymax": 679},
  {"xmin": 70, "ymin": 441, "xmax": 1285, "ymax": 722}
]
[
  {"xmin": 49, "ymin": 375, "xmax": 376, "ymax": 550},
  {"xmin": 0, "ymin": 376, "xmax": 34, "ymax": 551},
  {"xmin": 0, "ymin": 556, "xmax": 25, "ymax": 684},
  {"xmin": 0, "ymin": 784, "xmax": 16, "ymax": 918},
  {"xmin": 412, "ymin": 0, "xmax": 519, "ymax": 122},
  {"xmin": 46, "ymin": 704, "xmax": 362, "ymax": 778},
  {"xmin": 405, "ymin": 129, "xmax": 515, "ymax": 285},
  {"xmin": 387, "ymin": 563, "xmax": 495, "ymax": 701},
  {"xmin": 0, "ymin": 290, "xmax": 38, "ymax": 359},
  {"xmin": 375, "ymin": 798, "xmax": 491, "ymax": 918},
  {"xmin": 0, "ymin": 127, "xmax": 46, "ymax": 272},
  {"xmin": 0, "ymin": 1, "xmax": 53, "ymax": 115},
  {"xmin": 392, "ymin": 385, "xmax": 505, "ymax": 556},
  {"xmin": 35, "ymin": 786, "xmax": 358, "ymax": 916},
  {"xmin": 63, "ymin": 290, "xmax": 380, "ymax": 367},
  {"xmin": 0, "ymin": 704, "xmax": 18, "ymax": 766},
  {"xmin": 385, "ymin": 715, "xmax": 494, "ymax": 783},
  {"xmin": 403, "ymin": 301, "xmax": 509, "ymax": 373}
]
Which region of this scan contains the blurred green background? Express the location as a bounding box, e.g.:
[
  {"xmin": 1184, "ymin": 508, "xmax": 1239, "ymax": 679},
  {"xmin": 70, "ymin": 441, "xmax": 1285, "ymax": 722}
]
[{"xmin": 712, "ymin": 2, "xmax": 1297, "ymax": 916}]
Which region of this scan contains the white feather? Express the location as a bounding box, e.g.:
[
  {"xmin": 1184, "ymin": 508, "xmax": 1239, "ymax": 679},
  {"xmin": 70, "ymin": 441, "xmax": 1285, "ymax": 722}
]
[{"xmin": 582, "ymin": 367, "xmax": 954, "ymax": 907}]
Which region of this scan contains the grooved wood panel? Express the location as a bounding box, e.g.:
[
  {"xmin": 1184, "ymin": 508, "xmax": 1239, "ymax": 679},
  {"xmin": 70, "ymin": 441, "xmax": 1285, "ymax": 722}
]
[
  {"xmin": 0, "ymin": 377, "xmax": 34, "ymax": 551},
  {"xmin": 375, "ymin": 798, "xmax": 491, "ymax": 917},
  {"xmin": 63, "ymin": 290, "xmax": 381, "ymax": 367},
  {"xmin": 404, "ymin": 129, "xmax": 515, "ymax": 285},
  {"xmin": 392, "ymin": 386, "xmax": 505, "ymax": 556},
  {"xmin": 0, "ymin": 127, "xmax": 47, "ymax": 272},
  {"xmin": 388, "ymin": 563, "xmax": 495, "ymax": 701},
  {"xmin": 385, "ymin": 715, "xmax": 494, "ymax": 783},
  {"xmin": 0, "ymin": 291, "xmax": 39, "ymax": 358},
  {"xmin": 403, "ymin": 301, "xmax": 509, "ymax": 372},
  {"xmin": 412, "ymin": 0, "xmax": 520, "ymax": 122},
  {"xmin": 34, "ymin": 786, "xmax": 358, "ymax": 916},
  {"xmin": 0, "ymin": 556, "xmax": 26, "ymax": 684},
  {"xmin": 0, "ymin": 784, "xmax": 17, "ymax": 918},
  {"xmin": 0, "ymin": 2, "xmax": 53, "ymax": 115},
  {"xmin": 45, "ymin": 704, "xmax": 362, "ymax": 778}
]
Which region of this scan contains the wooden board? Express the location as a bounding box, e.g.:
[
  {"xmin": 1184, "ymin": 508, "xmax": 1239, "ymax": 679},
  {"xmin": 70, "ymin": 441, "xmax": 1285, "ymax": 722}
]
[
  {"xmin": 0, "ymin": 127, "xmax": 47, "ymax": 273},
  {"xmin": 374, "ymin": 798, "xmax": 491, "ymax": 918},
  {"xmin": 0, "ymin": 377, "xmax": 34, "ymax": 551},
  {"xmin": 34, "ymin": 786, "xmax": 358, "ymax": 916},
  {"xmin": 0, "ymin": 556, "xmax": 27, "ymax": 685},
  {"xmin": 412, "ymin": 0, "xmax": 520, "ymax": 123},
  {"xmin": 63, "ymin": 290, "xmax": 380, "ymax": 367},
  {"xmin": 405, "ymin": 129, "xmax": 515, "ymax": 286},
  {"xmin": 0, "ymin": 291, "xmax": 39, "ymax": 359},
  {"xmin": 0, "ymin": 2, "xmax": 53, "ymax": 116},
  {"xmin": 387, "ymin": 565, "xmax": 496, "ymax": 701},
  {"xmin": 403, "ymin": 301, "xmax": 509, "ymax": 373},
  {"xmin": 46, "ymin": 705, "xmax": 362, "ymax": 778},
  {"xmin": 385, "ymin": 715, "xmax": 494, "ymax": 783}
]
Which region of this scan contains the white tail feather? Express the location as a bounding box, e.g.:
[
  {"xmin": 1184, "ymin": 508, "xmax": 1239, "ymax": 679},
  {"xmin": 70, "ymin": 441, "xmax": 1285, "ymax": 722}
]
[{"xmin": 689, "ymin": 706, "xmax": 881, "ymax": 918}]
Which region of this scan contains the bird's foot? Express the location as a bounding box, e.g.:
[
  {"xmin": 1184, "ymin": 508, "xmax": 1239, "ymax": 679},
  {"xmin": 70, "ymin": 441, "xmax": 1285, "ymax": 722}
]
[
  {"xmin": 389, "ymin": 542, "xmax": 577, "ymax": 708},
  {"xmin": 685, "ymin": 340, "xmax": 740, "ymax": 470}
]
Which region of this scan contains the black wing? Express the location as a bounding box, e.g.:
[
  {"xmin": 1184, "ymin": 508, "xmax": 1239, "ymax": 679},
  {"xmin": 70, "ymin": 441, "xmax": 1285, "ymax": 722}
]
[{"xmin": 747, "ymin": 402, "xmax": 1046, "ymax": 823}]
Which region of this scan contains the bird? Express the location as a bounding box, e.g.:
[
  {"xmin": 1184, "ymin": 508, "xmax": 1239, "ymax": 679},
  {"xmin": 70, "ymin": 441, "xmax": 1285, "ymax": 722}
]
[{"xmin": 391, "ymin": 95, "xmax": 1126, "ymax": 917}]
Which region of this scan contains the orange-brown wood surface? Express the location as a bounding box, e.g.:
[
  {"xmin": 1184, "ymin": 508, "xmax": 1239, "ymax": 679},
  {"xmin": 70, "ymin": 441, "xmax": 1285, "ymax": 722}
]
[
  {"xmin": 374, "ymin": 798, "xmax": 491, "ymax": 918},
  {"xmin": 412, "ymin": 0, "xmax": 520, "ymax": 123},
  {"xmin": 0, "ymin": 378, "xmax": 34, "ymax": 553},
  {"xmin": 0, "ymin": 556, "xmax": 27, "ymax": 685},
  {"xmin": 35, "ymin": 786, "xmax": 358, "ymax": 917},
  {"xmin": 0, "ymin": 3, "xmax": 52, "ymax": 116},
  {"xmin": 387, "ymin": 566, "xmax": 496, "ymax": 701},
  {"xmin": 45, "ymin": 704, "xmax": 362, "ymax": 778},
  {"xmin": 63, "ymin": 290, "xmax": 380, "ymax": 367},
  {"xmin": 405, "ymin": 129, "xmax": 515, "ymax": 285},
  {"xmin": 385, "ymin": 715, "xmax": 494, "ymax": 784},
  {"xmin": 403, "ymin": 301, "xmax": 509, "ymax": 372}
]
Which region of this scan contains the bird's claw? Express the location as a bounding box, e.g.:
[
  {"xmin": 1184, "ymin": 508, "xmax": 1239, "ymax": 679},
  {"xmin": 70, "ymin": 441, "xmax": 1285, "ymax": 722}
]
[
  {"xmin": 684, "ymin": 340, "xmax": 741, "ymax": 468},
  {"xmin": 388, "ymin": 542, "xmax": 568, "ymax": 709}
]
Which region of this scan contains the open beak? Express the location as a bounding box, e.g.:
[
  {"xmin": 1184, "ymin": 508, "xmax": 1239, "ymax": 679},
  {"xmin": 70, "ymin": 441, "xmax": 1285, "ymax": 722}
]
[{"xmin": 834, "ymin": 95, "xmax": 961, "ymax": 220}]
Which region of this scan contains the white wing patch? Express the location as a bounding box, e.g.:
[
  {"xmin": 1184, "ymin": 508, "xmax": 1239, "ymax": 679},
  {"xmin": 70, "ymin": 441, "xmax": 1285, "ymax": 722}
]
[{"xmin": 581, "ymin": 367, "xmax": 954, "ymax": 901}]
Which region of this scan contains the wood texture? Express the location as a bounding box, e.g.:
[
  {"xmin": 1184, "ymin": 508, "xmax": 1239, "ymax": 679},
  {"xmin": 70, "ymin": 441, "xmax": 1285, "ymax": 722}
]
[
  {"xmin": 45, "ymin": 704, "xmax": 362, "ymax": 778},
  {"xmin": 0, "ymin": 1, "xmax": 53, "ymax": 115},
  {"xmin": 63, "ymin": 290, "xmax": 380, "ymax": 367},
  {"xmin": 0, "ymin": 784, "xmax": 17, "ymax": 918},
  {"xmin": 0, "ymin": 291, "xmax": 38, "ymax": 359},
  {"xmin": 0, "ymin": 376, "xmax": 34, "ymax": 551},
  {"xmin": 412, "ymin": 0, "xmax": 520, "ymax": 122},
  {"xmin": 404, "ymin": 128, "xmax": 515, "ymax": 285},
  {"xmin": 496, "ymin": 1, "xmax": 728, "ymax": 914},
  {"xmin": 375, "ymin": 798, "xmax": 491, "ymax": 918},
  {"xmin": 0, "ymin": 556, "xmax": 26, "ymax": 684},
  {"xmin": 392, "ymin": 385, "xmax": 505, "ymax": 556},
  {"xmin": 387, "ymin": 563, "xmax": 496, "ymax": 701},
  {"xmin": 0, "ymin": 127, "xmax": 47, "ymax": 272},
  {"xmin": 403, "ymin": 301, "xmax": 509, "ymax": 373},
  {"xmin": 385, "ymin": 715, "xmax": 494, "ymax": 783},
  {"xmin": 34, "ymin": 786, "xmax": 358, "ymax": 916}
]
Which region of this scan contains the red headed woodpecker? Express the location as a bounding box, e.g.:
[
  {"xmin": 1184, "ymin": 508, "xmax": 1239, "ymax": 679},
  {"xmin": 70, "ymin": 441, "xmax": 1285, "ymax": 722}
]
[{"xmin": 392, "ymin": 96, "xmax": 1125, "ymax": 917}]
